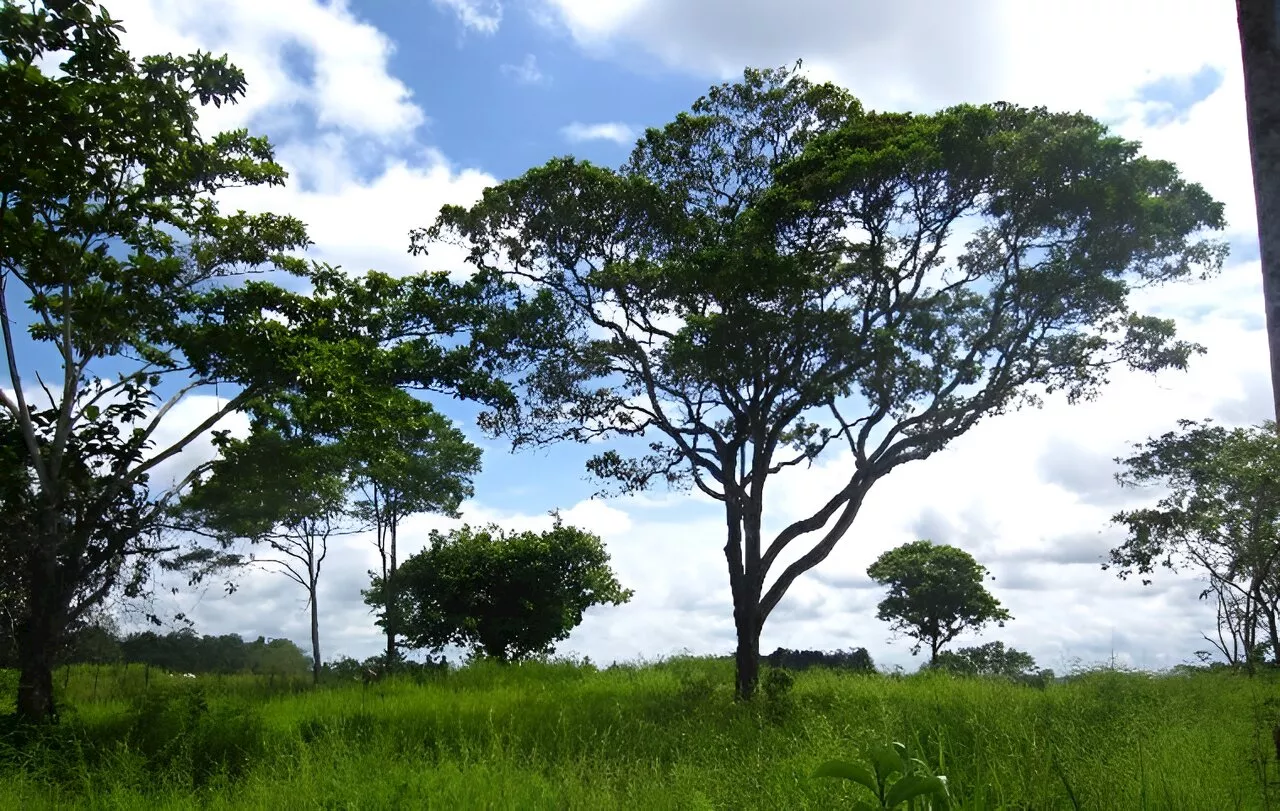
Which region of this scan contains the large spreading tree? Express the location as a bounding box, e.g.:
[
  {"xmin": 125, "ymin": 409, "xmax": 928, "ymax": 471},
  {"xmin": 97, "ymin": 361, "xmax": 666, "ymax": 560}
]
[
  {"xmin": 0, "ymin": 1, "xmax": 544, "ymax": 722},
  {"xmin": 418, "ymin": 64, "xmax": 1227, "ymax": 699}
]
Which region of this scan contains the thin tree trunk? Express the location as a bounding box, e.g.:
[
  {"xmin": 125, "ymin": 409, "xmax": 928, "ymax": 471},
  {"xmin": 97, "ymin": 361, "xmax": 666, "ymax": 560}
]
[
  {"xmin": 310, "ymin": 582, "xmax": 321, "ymax": 685},
  {"xmin": 385, "ymin": 516, "xmax": 398, "ymax": 668},
  {"xmin": 1237, "ymin": 0, "xmax": 1280, "ymax": 421}
]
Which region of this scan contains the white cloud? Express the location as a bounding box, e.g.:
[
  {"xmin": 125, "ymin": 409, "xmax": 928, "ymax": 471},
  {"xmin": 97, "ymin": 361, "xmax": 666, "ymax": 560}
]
[
  {"xmin": 102, "ymin": 2, "xmax": 499, "ymax": 278},
  {"xmin": 539, "ymin": 1, "xmax": 1236, "ymax": 114},
  {"xmin": 433, "ymin": 0, "xmax": 503, "ymax": 34},
  {"xmin": 109, "ymin": 0, "xmax": 423, "ymax": 140},
  {"xmin": 501, "ymin": 53, "xmax": 548, "ymax": 85},
  {"xmin": 560, "ymin": 121, "xmax": 636, "ymax": 145}
]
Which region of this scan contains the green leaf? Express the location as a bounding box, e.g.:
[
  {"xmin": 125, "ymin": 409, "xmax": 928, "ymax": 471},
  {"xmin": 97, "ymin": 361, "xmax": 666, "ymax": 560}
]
[
  {"xmin": 867, "ymin": 743, "xmax": 905, "ymax": 784},
  {"xmin": 885, "ymin": 774, "xmax": 949, "ymax": 809},
  {"xmin": 812, "ymin": 759, "xmax": 878, "ymax": 794},
  {"xmin": 84, "ymin": 404, "xmax": 100, "ymax": 422}
]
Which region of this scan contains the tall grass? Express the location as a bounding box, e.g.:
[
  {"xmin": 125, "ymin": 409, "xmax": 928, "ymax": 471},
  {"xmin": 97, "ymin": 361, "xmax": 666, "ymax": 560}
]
[{"xmin": 0, "ymin": 657, "xmax": 1274, "ymax": 809}]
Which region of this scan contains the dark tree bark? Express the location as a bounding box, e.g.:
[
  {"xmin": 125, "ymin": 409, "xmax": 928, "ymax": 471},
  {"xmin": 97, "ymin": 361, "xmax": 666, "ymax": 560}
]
[
  {"xmin": 1237, "ymin": 0, "xmax": 1280, "ymax": 421},
  {"xmin": 310, "ymin": 583, "xmax": 322, "ymax": 685},
  {"xmin": 16, "ymin": 519, "xmax": 66, "ymax": 723},
  {"xmin": 385, "ymin": 519, "xmax": 398, "ymax": 668}
]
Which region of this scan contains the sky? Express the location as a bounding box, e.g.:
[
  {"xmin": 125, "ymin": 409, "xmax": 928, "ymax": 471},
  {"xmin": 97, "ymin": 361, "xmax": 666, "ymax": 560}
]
[{"xmin": 29, "ymin": 0, "xmax": 1272, "ymax": 673}]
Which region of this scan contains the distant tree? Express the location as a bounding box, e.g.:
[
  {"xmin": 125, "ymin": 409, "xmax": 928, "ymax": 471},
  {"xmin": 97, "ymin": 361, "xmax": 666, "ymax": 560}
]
[
  {"xmin": 930, "ymin": 640, "xmax": 1036, "ymax": 678},
  {"xmin": 389, "ymin": 514, "xmax": 634, "ymax": 663},
  {"xmin": 1105, "ymin": 419, "xmax": 1280, "ymax": 670},
  {"xmin": 171, "ymin": 427, "xmax": 352, "ymax": 684},
  {"xmin": 764, "ymin": 646, "xmax": 875, "ymax": 673},
  {"xmin": 868, "ymin": 540, "xmax": 1012, "ymax": 662},
  {"xmin": 419, "ymin": 64, "xmax": 1227, "ymax": 699},
  {"xmin": 348, "ymin": 392, "xmax": 482, "ymax": 669},
  {"xmin": 246, "ymin": 635, "xmax": 311, "ymax": 678}
]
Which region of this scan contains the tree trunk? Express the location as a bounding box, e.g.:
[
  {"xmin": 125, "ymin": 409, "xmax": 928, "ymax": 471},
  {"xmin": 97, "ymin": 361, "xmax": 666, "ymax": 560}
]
[
  {"xmin": 726, "ymin": 501, "xmax": 764, "ymax": 702},
  {"xmin": 16, "ymin": 529, "xmax": 62, "ymax": 723},
  {"xmin": 385, "ymin": 517, "xmax": 398, "ymax": 668},
  {"xmin": 733, "ymin": 605, "xmax": 761, "ymax": 701},
  {"xmin": 310, "ymin": 583, "xmax": 321, "ymax": 685},
  {"xmin": 1237, "ymin": 0, "xmax": 1280, "ymax": 422},
  {"xmin": 16, "ymin": 620, "xmax": 56, "ymax": 723}
]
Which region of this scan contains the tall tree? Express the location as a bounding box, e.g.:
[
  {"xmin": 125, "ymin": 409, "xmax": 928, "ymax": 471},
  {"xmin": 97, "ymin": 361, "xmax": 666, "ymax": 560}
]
[
  {"xmin": 348, "ymin": 392, "xmax": 481, "ymax": 668},
  {"xmin": 868, "ymin": 540, "xmax": 1011, "ymax": 663},
  {"xmin": 418, "ymin": 65, "xmax": 1227, "ymax": 699},
  {"xmin": 171, "ymin": 427, "xmax": 352, "ymax": 684},
  {"xmin": 1105, "ymin": 419, "xmax": 1280, "ymax": 669},
  {"xmin": 0, "ymin": 1, "xmax": 550, "ymax": 722},
  {"xmin": 386, "ymin": 515, "xmax": 633, "ymax": 663},
  {"xmin": 1236, "ymin": 0, "xmax": 1280, "ymax": 422}
]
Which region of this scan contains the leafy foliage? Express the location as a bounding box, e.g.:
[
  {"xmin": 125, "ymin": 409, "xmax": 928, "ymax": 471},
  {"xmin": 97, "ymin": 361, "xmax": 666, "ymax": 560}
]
[
  {"xmin": 387, "ymin": 515, "xmax": 634, "ymax": 663},
  {"xmin": 418, "ymin": 62, "xmax": 1226, "ymax": 698},
  {"xmin": 169, "ymin": 427, "xmax": 355, "ymax": 683},
  {"xmin": 929, "ymin": 641, "xmax": 1038, "ymax": 678},
  {"xmin": 117, "ymin": 630, "xmax": 310, "ymax": 677},
  {"xmin": 0, "ymin": 0, "xmax": 553, "ymax": 721},
  {"xmin": 813, "ymin": 740, "xmax": 952, "ymax": 809},
  {"xmin": 346, "ymin": 391, "xmax": 483, "ymax": 665},
  {"xmin": 764, "ymin": 646, "xmax": 876, "ymax": 674},
  {"xmin": 1106, "ymin": 419, "xmax": 1280, "ymax": 668},
  {"xmin": 868, "ymin": 540, "xmax": 1011, "ymax": 661}
]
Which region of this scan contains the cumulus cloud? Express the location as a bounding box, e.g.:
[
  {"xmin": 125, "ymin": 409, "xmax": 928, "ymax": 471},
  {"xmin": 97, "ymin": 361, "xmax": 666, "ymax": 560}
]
[
  {"xmin": 104, "ymin": 1, "xmax": 500, "ymax": 278},
  {"xmin": 560, "ymin": 121, "xmax": 636, "ymax": 145},
  {"xmin": 109, "ymin": 0, "xmax": 423, "ymax": 140}
]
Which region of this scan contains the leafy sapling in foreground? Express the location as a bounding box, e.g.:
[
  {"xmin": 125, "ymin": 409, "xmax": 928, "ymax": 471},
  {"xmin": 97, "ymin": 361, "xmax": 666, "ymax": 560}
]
[
  {"xmin": 814, "ymin": 741, "xmax": 951, "ymax": 810},
  {"xmin": 420, "ymin": 63, "xmax": 1226, "ymax": 699}
]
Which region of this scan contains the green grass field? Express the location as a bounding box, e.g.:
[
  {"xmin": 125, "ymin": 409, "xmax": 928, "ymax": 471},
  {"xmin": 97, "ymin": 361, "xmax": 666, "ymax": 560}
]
[{"xmin": 0, "ymin": 657, "xmax": 1276, "ymax": 809}]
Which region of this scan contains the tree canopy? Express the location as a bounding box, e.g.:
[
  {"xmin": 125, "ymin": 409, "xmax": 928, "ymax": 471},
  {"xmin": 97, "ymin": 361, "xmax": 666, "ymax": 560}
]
[
  {"xmin": 385, "ymin": 516, "xmax": 633, "ymax": 663},
  {"xmin": 1107, "ymin": 419, "xmax": 1280, "ymax": 668},
  {"xmin": 417, "ymin": 63, "xmax": 1226, "ymax": 698},
  {"xmin": 868, "ymin": 540, "xmax": 1011, "ymax": 662}
]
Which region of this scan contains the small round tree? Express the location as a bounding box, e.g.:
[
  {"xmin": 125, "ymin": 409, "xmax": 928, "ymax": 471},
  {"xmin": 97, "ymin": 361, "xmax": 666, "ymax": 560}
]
[
  {"xmin": 867, "ymin": 540, "xmax": 1011, "ymax": 662},
  {"xmin": 383, "ymin": 513, "xmax": 634, "ymax": 663}
]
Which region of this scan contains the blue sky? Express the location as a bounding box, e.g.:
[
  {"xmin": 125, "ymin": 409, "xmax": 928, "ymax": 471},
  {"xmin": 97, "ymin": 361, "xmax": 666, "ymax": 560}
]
[{"xmin": 13, "ymin": 0, "xmax": 1271, "ymax": 674}]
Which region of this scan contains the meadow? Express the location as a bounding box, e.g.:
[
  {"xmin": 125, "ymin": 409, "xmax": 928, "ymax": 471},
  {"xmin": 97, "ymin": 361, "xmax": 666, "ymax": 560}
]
[{"xmin": 0, "ymin": 657, "xmax": 1276, "ymax": 810}]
